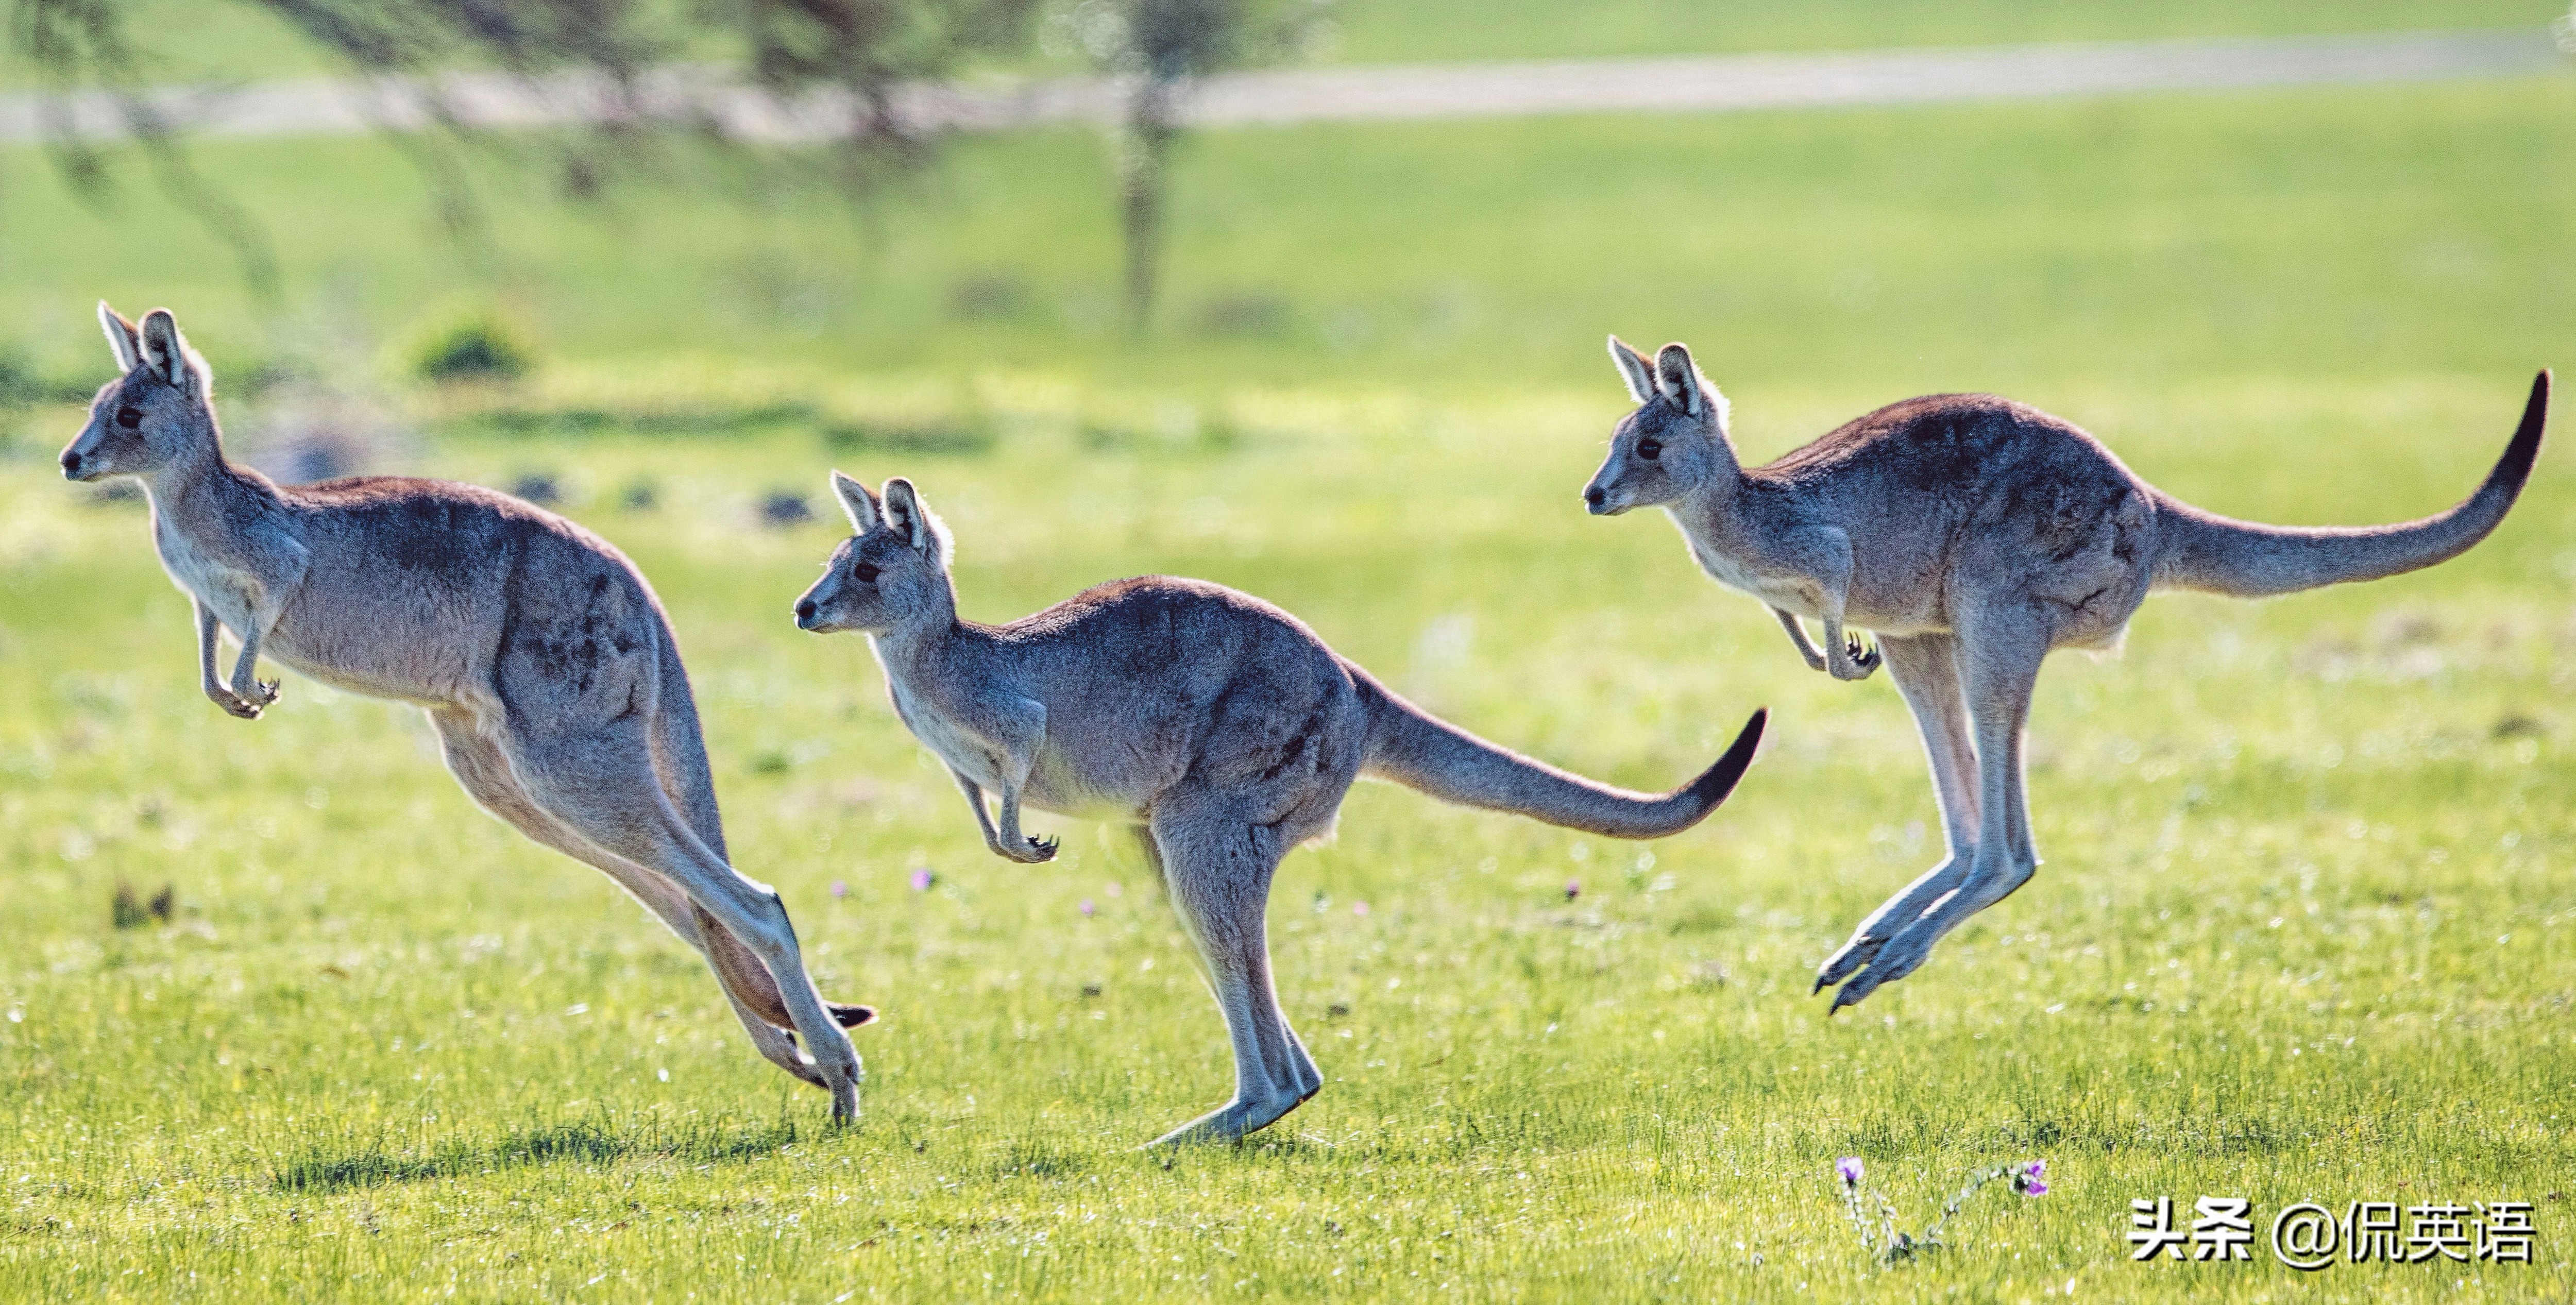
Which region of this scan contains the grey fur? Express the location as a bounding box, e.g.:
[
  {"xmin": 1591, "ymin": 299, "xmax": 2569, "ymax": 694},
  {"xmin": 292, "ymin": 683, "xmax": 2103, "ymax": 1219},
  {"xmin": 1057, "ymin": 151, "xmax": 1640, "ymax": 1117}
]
[
  {"xmin": 1583, "ymin": 336, "xmax": 2549, "ymax": 1011},
  {"xmin": 796, "ymin": 470, "xmax": 1766, "ymax": 1144},
  {"xmin": 60, "ymin": 304, "xmax": 874, "ymax": 1120}
]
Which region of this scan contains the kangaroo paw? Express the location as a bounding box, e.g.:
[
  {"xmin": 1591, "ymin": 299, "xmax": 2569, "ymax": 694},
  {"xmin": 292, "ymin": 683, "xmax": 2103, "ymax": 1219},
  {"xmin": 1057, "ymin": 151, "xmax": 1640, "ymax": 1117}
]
[{"xmin": 1831, "ymin": 636, "xmax": 1882, "ymax": 681}]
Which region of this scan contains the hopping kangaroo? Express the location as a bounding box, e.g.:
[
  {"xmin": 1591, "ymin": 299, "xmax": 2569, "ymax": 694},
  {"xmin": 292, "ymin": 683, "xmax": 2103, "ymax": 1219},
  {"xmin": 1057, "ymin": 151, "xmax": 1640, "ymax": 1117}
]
[
  {"xmin": 794, "ymin": 471, "xmax": 1767, "ymax": 1143},
  {"xmin": 61, "ymin": 304, "xmax": 872, "ymax": 1119},
  {"xmin": 1583, "ymin": 337, "xmax": 2549, "ymax": 1012}
]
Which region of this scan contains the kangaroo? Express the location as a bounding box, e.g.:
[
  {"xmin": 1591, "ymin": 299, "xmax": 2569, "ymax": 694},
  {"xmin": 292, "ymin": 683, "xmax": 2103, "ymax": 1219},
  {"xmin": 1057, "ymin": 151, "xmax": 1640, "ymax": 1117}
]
[
  {"xmin": 60, "ymin": 304, "xmax": 873, "ymax": 1120},
  {"xmin": 792, "ymin": 471, "xmax": 1767, "ymax": 1143},
  {"xmin": 1582, "ymin": 337, "xmax": 2549, "ymax": 1013}
]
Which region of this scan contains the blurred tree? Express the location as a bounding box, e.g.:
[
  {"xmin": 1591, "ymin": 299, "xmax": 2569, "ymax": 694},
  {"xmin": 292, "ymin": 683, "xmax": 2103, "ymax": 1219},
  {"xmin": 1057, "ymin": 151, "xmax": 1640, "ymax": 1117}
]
[
  {"xmin": 9, "ymin": 0, "xmax": 1040, "ymax": 295},
  {"xmin": 1043, "ymin": 0, "xmax": 1329, "ymax": 331}
]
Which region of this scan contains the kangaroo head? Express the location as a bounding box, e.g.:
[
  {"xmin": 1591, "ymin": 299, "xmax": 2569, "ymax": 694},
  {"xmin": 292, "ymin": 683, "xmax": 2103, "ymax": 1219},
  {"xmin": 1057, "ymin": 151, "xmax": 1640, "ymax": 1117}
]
[
  {"xmin": 61, "ymin": 303, "xmax": 218, "ymax": 484},
  {"xmin": 1583, "ymin": 336, "xmax": 1735, "ymax": 516},
  {"xmin": 794, "ymin": 471, "xmax": 956, "ymax": 635}
]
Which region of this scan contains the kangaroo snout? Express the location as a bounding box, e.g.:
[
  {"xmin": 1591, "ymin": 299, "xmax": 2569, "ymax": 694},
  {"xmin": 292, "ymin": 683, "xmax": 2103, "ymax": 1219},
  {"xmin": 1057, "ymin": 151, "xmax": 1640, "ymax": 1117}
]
[
  {"xmin": 793, "ymin": 597, "xmax": 819, "ymax": 629},
  {"xmin": 59, "ymin": 448, "xmax": 84, "ymax": 480},
  {"xmin": 1583, "ymin": 483, "xmax": 1628, "ymax": 516}
]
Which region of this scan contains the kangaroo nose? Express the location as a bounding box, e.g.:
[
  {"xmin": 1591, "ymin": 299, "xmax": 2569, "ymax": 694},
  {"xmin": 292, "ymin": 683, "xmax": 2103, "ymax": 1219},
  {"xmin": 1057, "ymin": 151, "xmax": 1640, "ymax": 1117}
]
[
  {"xmin": 794, "ymin": 598, "xmax": 818, "ymax": 623},
  {"xmin": 59, "ymin": 449, "xmax": 81, "ymax": 478},
  {"xmin": 1583, "ymin": 485, "xmax": 1605, "ymax": 508}
]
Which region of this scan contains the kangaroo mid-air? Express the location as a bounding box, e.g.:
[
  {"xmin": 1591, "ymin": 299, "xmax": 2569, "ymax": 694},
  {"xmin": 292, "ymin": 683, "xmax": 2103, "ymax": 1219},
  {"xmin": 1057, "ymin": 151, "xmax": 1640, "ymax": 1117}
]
[
  {"xmin": 1582, "ymin": 337, "xmax": 2548, "ymax": 1012},
  {"xmin": 794, "ymin": 471, "xmax": 1767, "ymax": 1144},
  {"xmin": 60, "ymin": 304, "xmax": 872, "ymax": 1120}
]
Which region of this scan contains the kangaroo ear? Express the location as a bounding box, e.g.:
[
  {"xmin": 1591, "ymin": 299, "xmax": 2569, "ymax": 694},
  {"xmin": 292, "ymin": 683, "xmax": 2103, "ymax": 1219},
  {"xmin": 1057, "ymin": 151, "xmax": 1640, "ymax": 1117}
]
[
  {"xmin": 138, "ymin": 309, "xmax": 205, "ymax": 393},
  {"xmin": 98, "ymin": 301, "xmax": 141, "ymax": 374},
  {"xmin": 880, "ymin": 477, "xmax": 952, "ymax": 567},
  {"xmin": 1654, "ymin": 342, "xmax": 1720, "ymax": 424},
  {"xmin": 1607, "ymin": 335, "xmax": 1655, "ymax": 404},
  {"xmin": 830, "ymin": 470, "xmax": 882, "ymax": 534}
]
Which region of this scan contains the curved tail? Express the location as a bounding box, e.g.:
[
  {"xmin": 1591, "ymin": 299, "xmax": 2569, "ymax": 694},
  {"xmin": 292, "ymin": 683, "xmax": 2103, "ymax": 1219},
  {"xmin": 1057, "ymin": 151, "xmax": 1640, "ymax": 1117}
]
[
  {"xmin": 2153, "ymin": 370, "xmax": 2548, "ymax": 598},
  {"xmin": 1350, "ymin": 664, "xmax": 1765, "ymax": 840}
]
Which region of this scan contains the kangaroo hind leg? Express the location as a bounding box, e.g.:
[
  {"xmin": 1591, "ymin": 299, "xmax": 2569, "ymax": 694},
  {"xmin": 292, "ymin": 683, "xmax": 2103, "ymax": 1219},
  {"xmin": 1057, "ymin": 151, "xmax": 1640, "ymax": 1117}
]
[
  {"xmin": 1140, "ymin": 804, "xmax": 1316, "ymax": 1146},
  {"xmin": 1827, "ymin": 612, "xmax": 2047, "ymax": 1012},
  {"xmin": 429, "ymin": 708, "xmax": 836, "ymax": 1087},
  {"xmin": 494, "ymin": 710, "xmax": 863, "ymax": 1121},
  {"xmin": 1814, "ymin": 633, "xmax": 1981, "ymax": 996},
  {"xmin": 645, "ymin": 697, "xmax": 877, "ymax": 1033}
]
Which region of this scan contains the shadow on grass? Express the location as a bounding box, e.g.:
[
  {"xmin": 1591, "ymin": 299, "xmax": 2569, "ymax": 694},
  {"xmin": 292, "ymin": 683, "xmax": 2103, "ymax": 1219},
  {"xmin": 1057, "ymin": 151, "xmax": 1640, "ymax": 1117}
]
[{"xmin": 273, "ymin": 1115, "xmax": 806, "ymax": 1194}]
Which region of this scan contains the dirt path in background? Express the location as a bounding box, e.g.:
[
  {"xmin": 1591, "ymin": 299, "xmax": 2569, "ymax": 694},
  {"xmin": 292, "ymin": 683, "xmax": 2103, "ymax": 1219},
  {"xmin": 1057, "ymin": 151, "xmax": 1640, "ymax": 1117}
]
[{"xmin": 1, "ymin": 29, "xmax": 2561, "ymax": 147}]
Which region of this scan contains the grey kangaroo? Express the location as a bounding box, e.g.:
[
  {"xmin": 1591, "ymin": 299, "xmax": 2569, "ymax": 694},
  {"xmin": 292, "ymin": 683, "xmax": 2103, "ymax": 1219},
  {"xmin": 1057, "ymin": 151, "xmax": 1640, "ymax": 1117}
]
[
  {"xmin": 60, "ymin": 304, "xmax": 872, "ymax": 1120},
  {"xmin": 1583, "ymin": 337, "xmax": 2548, "ymax": 1012},
  {"xmin": 793, "ymin": 471, "xmax": 1767, "ymax": 1143}
]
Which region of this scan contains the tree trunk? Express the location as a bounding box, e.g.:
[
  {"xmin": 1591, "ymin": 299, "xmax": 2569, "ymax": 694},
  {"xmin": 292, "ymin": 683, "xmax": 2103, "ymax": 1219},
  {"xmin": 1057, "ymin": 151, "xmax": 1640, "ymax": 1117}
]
[{"xmin": 1118, "ymin": 77, "xmax": 1181, "ymax": 334}]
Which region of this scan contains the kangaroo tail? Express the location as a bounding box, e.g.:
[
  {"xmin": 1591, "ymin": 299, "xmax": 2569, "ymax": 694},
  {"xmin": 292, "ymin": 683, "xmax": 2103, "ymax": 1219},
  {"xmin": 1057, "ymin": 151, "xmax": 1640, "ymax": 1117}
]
[
  {"xmin": 2152, "ymin": 370, "xmax": 2548, "ymax": 598},
  {"xmin": 1350, "ymin": 663, "xmax": 1765, "ymax": 840}
]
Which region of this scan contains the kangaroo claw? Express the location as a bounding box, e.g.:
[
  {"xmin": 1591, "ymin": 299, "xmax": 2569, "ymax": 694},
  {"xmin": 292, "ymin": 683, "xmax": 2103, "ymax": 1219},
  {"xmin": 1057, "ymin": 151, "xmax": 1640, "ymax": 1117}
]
[
  {"xmin": 1024, "ymin": 835, "xmax": 1059, "ymax": 862},
  {"xmin": 1831, "ymin": 636, "xmax": 1882, "ymax": 681},
  {"xmin": 1812, "ymin": 935, "xmax": 1884, "ymax": 993}
]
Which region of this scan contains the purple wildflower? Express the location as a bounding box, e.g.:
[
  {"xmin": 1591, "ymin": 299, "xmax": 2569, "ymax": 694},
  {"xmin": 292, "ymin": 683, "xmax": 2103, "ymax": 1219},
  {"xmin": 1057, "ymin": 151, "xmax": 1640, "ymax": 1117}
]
[
  {"xmin": 829, "ymin": 879, "xmax": 849, "ymax": 900},
  {"xmin": 1564, "ymin": 878, "xmax": 1582, "ymax": 901},
  {"xmin": 909, "ymin": 868, "xmax": 935, "ymax": 891},
  {"xmin": 1079, "ymin": 899, "xmax": 1096, "ymax": 918},
  {"xmin": 1352, "ymin": 901, "xmax": 1370, "ymax": 917},
  {"xmin": 1837, "ymin": 1156, "xmax": 1863, "ymax": 1187},
  {"xmin": 2015, "ymin": 1160, "xmax": 2048, "ymax": 1197}
]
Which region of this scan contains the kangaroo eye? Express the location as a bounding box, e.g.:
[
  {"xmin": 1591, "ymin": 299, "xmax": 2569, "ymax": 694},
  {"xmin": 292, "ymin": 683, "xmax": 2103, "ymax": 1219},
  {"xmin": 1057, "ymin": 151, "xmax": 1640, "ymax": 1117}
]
[
  {"xmin": 116, "ymin": 406, "xmax": 143, "ymax": 429},
  {"xmin": 1636, "ymin": 437, "xmax": 1662, "ymax": 461},
  {"xmin": 853, "ymin": 563, "xmax": 880, "ymax": 584}
]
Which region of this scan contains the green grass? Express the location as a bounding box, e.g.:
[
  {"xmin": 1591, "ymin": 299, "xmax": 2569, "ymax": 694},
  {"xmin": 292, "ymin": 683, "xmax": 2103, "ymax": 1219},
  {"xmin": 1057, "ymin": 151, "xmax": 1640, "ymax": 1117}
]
[{"xmin": 2, "ymin": 74, "xmax": 2574, "ymax": 1301}]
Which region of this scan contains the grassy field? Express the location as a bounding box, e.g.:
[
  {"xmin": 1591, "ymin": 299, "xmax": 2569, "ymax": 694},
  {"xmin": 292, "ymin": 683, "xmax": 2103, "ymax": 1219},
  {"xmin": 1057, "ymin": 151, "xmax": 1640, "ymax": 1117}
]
[{"xmin": 2, "ymin": 68, "xmax": 2574, "ymax": 1304}]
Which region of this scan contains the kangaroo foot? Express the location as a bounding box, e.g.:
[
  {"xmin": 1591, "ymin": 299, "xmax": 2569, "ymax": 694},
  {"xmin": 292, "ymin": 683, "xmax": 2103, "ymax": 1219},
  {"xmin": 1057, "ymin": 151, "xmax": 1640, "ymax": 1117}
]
[
  {"xmin": 1826, "ymin": 923, "xmax": 1941, "ymax": 1013},
  {"xmin": 1812, "ymin": 933, "xmax": 1886, "ymax": 994},
  {"xmin": 1143, "ymin": 1090, "xmax": 1309, "ymax": 1147},
  {"xmin": 1813, "ymin": 857, "xmax": 1971, "ymax": 997}
]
